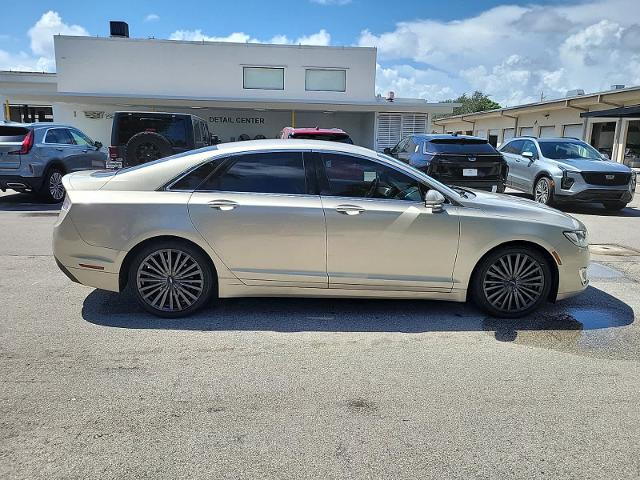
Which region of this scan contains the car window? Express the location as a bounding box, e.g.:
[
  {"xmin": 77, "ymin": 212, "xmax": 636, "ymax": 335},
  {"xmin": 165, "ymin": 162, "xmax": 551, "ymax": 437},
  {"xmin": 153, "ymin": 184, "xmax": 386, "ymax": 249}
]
[
  {"xmin": 45, "ymin": 128, "xmax": 74, "ymax": 145},
  {"xmin": 502, "ymin": 139, "xmax": 524, "ymax": 154},
  {"xmin": 428, "ymin": 138, "xmax": 498, "ymax": 154},
  {"xmin": 199, "ymin": 151, "xmax": 306, "ymax": 194},
  {"xmin": 538, "ymin": 140, "xmax": 603, "ymax": 160},
  {"xmin": 115, "ymin": 114, "xmax": 188, "ymax": 147},
  {"xmin": 521, "ymin": 140, "xmax": 538, "ymax": 157},
  {"xmin": 169, "ymin": 161, "xmax": 218, "ymax": 191},
  {"xmin": 69, "ymin": 129, "xmax": 94, "ymax": 147},
  {"xmin": 319, "ymin": 153, "xmax": 424, "ymax": 202},
  {"xmin": 393, "ymin": 138, "xmax": 409, "ymax": 153}
]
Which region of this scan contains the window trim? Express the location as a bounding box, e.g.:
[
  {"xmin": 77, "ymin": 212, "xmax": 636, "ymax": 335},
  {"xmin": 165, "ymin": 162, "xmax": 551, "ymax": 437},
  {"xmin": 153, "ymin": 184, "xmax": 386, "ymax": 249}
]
[
  {"xmin": 243, "ymin": 66, "xmax": 285, "ymax": 91},
  {"xmin": 304, "ymin": 68, "xmax": 347, "ymax": 92},
  {"xmin": 68, "ymin": 127, "xmax": 95, "ymax": 147}
]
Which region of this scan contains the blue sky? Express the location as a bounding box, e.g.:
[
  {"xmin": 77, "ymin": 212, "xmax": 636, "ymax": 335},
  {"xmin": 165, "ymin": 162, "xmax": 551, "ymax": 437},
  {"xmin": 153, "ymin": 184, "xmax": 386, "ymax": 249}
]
[{"xmin": 1, "ymin": 0, "xmax": 639, "ymax": 105}]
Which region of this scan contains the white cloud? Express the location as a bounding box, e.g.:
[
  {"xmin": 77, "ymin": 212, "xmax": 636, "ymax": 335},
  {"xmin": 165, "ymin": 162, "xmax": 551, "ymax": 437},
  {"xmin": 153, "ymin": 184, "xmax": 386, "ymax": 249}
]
[
  {"xmin": 310, "ymin": 0, "xmax": 351, "ymax": 5},
  {"xmin": 0, "ymin": 11, "xmax": 88, "ymax": 72},
  {"xmin": 144, "ymin": 13, "xmax": 160, "ymax": 22},
  {"xmin": 168, "ymin": 29, "xmax": 331, "ymax": 46},
  {"xmin": 360, "ymin": 0, "xmax": 640, "ymax": 105}
]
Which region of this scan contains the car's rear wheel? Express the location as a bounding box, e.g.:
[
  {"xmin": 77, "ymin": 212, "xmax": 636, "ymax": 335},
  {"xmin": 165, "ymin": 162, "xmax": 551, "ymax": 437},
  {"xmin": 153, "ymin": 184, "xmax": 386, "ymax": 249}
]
[
  {"xmin": 129, "ymin": 240, "xmax": 215, "ymax": 318},
  {"xmin": 38, "ymin": 167, "xmax": 65, "ymax": 203},
  {"xmin": 472, "ymin": 246, "xmax": 552, "ymax": 318},
  {"xmin": 533, "ymin": 176, "xmax": 554, "ymax": 205},
  {"xmin": 602, "ymin": 201, "xmax": 627, "ymax": 211}
]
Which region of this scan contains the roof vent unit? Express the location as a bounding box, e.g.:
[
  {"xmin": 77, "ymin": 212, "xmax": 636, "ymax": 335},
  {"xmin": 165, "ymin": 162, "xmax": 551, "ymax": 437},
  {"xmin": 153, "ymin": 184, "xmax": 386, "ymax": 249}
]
[
  {"xmin": 566, "ymin": 89, "xmax": 585, "ymax": 97},
  {"xmin": 110, "ymin": 21, "xmax": 129, "ymax": 38},
  {"xmin": 386, "ymin": 91, "xmax": 395, "ymax": 102},
  {"xmin": 611, "ymin": 84, "xmax": 625, "ymax": 90}
]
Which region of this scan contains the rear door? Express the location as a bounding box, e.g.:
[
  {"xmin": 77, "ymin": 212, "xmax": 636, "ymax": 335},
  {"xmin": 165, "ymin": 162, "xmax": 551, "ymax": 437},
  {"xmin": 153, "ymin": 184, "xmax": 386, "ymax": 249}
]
[
  {"xmin": 188, "ymin": 150, "xmax": 327, "ymax": 287},
  {"xmin": 0, "ymin": 126, "xmax": 29, "ymax": 170},
  {"xmin": 42, "ymin": 127, "xmax": 76, "ymax": 168}
]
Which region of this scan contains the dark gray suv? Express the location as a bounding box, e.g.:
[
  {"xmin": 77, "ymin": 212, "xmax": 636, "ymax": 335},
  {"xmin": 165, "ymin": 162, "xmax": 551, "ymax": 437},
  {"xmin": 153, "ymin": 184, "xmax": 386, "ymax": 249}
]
[{"xmin": 0, "ymin": 123, "xmax": 106, "ymax": 202}]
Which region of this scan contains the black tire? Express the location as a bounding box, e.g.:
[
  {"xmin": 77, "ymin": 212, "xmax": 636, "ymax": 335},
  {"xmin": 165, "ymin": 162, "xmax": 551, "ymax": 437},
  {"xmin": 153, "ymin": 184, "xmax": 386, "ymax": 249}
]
[
  {"xmin": 496, "ymin": 182, "xmax": 506, "ymax": 194},
  {"xmin": 602, "ymin": 201, "xmax": 627, "ymax": 211},
  {"xmin": 471, "ymin": 246, "xmax": 553, "ymax": 318},
  {"xmin": 37, "ymin": 167, "xmax": 65, "ymax": 203},
  {"xmin": 129, "ymin": 240, "xmax": 215, "ymax": 318},
  {"xmin": 124, "ymin": 132, "xmax": 173, "ymax": 166},
  {"xmin": 533, "ymin": 176, "xmax": 554, "ymax": 205}
]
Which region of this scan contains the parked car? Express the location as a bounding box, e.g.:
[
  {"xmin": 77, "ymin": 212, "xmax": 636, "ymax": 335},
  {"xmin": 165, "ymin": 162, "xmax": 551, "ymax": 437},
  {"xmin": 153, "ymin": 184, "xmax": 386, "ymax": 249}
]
[
  {"xmin": 279, "ymin": 127, "xmax": 353, "ymax": 144},
  {"xmin": 0, "ymin": 123, "xmax": 106, "ymax": 202},
  {"xmin": 108, "ymin": 111, "xmax": 215, "ymax": 168},
  {"xmin": 499, "ymin": 136, "xmax": 636, "ymax": 210},
  {"xmin": 53, "ymin": 139, "xmax": 589, "ymax": 319},
  {"xmin": 384, "ymin": 134, "xmax": 508, "ymax": 192}
]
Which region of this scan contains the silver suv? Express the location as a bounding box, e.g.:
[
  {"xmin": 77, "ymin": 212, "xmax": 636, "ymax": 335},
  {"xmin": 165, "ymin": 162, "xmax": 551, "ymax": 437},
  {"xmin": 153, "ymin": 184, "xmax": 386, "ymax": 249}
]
[
  {"xmin": 0, "ymin": 123, "xmax": 106, "ymax": 202},
  {"xmin": 499, "ymin": 136, "xmax": 636, "ymax": 211}
]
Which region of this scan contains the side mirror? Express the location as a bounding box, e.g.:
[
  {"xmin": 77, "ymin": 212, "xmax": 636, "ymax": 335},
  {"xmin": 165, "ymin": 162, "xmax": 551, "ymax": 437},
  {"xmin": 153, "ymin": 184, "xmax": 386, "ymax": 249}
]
[
  {"xmin": 94, "ymin": 141, "xmax": 103, "ymax": 150},
  {"xmin": 521, "ymin": 151, "xmax": 535, "ymax": 160},
  {"xmin": 424, "ymin": 190, "xmax": 446, "ymax": 212},
  {"xmin": 383, "ymin": 147, "xmax": 392, "ymax": 155}
]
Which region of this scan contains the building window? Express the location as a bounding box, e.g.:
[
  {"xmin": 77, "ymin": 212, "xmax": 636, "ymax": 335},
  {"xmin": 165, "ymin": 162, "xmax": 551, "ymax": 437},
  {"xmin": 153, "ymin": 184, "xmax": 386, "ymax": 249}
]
[
  {"xmin": 305, "ymin": 69, "xmax": 346, "ymax": 92},
  {"xmin": 243, "ymin": 67, "xmax": 284, "ymax": 90},
  {"xmin": 9, "ymin": 104, "xmax": 53, "ymax": 123}
]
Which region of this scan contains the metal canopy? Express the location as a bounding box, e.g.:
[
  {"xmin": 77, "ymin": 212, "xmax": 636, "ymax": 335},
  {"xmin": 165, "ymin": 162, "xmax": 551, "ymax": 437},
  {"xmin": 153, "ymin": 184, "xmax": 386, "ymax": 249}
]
[{"xmin": 580, "ymin": 104, "xmax": 640, "ymax": 118}]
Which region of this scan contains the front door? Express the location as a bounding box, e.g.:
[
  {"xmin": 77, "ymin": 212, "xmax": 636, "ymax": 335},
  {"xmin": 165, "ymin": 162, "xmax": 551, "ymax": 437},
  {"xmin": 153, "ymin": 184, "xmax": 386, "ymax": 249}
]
[
  {"xmin": 317, "ymin": 152, "xmax": 460, "ymax": 291},
  {"xmin": 188, "ymin": 151, "xmax": 327, "ymax": 286}
]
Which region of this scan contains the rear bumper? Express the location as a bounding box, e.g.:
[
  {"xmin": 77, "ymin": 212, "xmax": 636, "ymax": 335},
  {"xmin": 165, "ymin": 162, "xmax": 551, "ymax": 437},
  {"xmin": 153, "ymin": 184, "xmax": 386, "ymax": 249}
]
[
  {"xmin": 444, "ymin": 179, "xmax": 505, "ymax": 191},
  {"xmin": 0, "ymin": 174, "xmax": 42, "ymax": 192}
]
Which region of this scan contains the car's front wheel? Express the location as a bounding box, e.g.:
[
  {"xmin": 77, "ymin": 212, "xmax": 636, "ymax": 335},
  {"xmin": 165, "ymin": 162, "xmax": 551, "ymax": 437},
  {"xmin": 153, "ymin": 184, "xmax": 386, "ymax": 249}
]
[
  {"xmin": 129, "ymin": 240, "xmax": 215, "ymax": 318},
  {"xmin": 533, "ymin": 176, "xmax": 554, "ymax": 205},
  {"xmin": 38, "ymin": 167, "xmax": 65, "ymax": 203},
  {"xmin": 472, "ymin": 246, "xmax": 553, "ymax": 318}
]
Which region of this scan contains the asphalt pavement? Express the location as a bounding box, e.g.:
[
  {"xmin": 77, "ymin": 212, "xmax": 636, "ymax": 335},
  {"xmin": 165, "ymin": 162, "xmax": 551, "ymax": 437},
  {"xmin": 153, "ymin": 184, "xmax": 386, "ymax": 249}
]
[{"xmin": 1, "ymin": 189, "xmax": 639, "ymax": 479}]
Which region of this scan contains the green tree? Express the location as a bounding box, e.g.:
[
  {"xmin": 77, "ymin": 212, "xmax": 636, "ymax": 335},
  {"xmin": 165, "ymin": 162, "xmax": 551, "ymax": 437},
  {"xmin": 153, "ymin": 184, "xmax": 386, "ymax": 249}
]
[{"xmin": 440, "ymin": 91, "xmax": 501, "ymax": 118}]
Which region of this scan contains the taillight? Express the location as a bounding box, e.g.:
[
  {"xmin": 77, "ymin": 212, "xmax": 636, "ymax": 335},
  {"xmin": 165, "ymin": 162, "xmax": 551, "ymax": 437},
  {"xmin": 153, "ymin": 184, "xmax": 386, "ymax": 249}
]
[
  {"xmin": 108, "ymin": 146, "xmax": 119, "ymax": 159},
  {"xmin": 9, "ymin": 129, "xmax": 34, "ymax": 155}
]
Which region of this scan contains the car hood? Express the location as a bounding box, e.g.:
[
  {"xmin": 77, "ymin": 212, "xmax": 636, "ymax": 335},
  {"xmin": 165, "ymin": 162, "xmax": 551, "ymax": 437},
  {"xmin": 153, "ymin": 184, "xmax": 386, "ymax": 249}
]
[
  {"xmin": 554, "ymin": 158, "xmax": 631, "ymax": 172},
  {"xmin": 462, "ymin": 190, "xmax": 584, "ymax": 230}
]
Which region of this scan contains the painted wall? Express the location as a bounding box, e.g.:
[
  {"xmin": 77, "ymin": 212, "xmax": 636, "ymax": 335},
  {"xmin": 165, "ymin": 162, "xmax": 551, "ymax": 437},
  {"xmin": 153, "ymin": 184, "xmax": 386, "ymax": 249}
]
[
  {"xmin": 54, "ymin": 36, "xmax": 377, "ymax": 102},
  {"xmin": 52, "ymin": 103, "xmax": 376, "ymax": 148}
]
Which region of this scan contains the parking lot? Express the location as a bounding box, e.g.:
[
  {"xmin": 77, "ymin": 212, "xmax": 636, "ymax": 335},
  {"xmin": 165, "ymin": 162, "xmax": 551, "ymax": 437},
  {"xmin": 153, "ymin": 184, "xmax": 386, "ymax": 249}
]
[{"xmin": 1, "ymin": 189, "xmax": 639, "ymax": 479}]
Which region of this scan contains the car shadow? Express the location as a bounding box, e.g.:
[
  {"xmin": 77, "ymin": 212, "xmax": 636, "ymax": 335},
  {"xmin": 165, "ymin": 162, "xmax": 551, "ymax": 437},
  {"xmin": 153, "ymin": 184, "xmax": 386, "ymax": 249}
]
[
  {"xmin": 505, "ymin": 192, "xmax": 640, "ymax": 217},
  {"xmin": 0, "ymin": 191, "xmax": 60, "ymax": 212},
  {"xmin": 81, "ymin": 286, "xmax": 634, "ymax": 342}
]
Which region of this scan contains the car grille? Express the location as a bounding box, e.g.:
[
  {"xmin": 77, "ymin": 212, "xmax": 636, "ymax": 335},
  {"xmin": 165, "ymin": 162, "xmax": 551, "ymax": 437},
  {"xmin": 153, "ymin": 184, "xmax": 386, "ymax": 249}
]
[{"xmin": 581, "ymin": 172, "xmax": 631, "ymax": 186}]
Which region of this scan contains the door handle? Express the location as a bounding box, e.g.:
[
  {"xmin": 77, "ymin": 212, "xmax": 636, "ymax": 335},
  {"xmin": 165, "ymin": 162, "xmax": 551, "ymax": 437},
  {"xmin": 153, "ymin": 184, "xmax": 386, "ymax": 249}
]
[
  {"xmin": 82, "ymin": 149, "xmax": 88, "ymax": 153},
  {"xmin": 335, "ymin": 204, "xmax": 365, "ymax": 215},
  {"xmin": 208, "ymin": 199, "xmax": 238, "ymax": 211},
  {"xmin": 55, "ymin": 147, "xmax": 64, "ymax": 151}
]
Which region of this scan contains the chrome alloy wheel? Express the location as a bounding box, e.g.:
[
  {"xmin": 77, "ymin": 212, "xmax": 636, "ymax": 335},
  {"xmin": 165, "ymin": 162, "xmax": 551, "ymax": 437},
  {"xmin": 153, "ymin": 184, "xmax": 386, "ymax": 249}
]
[
  {"xmin": 482, "ymin": 253, "xmax": 545, "ymax": 314},
  {"xmin": 136, "ymin": 249, "xmax": 204, "ymax": 312},
  {"xmin": 49, "ymin": 171, "xmax": 65, "ymax": 201},
  {"xmin": 534, "ymin": 177, "xmax": 551, "ymax": 204}
]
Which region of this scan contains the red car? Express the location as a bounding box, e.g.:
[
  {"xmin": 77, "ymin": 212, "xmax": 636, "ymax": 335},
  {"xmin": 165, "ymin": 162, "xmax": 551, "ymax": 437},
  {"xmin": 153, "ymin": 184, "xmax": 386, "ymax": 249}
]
[{"xmin": 279, "ymin": 127, "xmax": 353, "ymax": 144}]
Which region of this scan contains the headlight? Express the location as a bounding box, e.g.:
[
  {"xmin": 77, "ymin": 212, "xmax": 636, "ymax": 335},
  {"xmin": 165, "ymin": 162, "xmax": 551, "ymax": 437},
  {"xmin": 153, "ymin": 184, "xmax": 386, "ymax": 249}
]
[{"xmin": 564, "ymin": 230, "xmax": 588, "ymax": 248}]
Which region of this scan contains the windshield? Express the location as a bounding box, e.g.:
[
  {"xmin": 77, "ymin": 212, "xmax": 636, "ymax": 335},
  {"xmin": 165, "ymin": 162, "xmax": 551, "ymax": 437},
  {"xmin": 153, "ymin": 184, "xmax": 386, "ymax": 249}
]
[
  {"xmin": 538, "ymin": 140, "xmax": 603, "ymax": 160},
  {"xmin": 377, "ymin": 152, "xmax": 461, "ymax": 199}
]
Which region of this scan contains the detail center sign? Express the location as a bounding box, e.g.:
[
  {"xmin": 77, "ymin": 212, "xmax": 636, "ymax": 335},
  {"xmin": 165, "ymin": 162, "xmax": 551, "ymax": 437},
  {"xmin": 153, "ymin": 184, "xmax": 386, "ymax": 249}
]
[{"xmin": 209, "ymin": 116, "xmax": 265, "ymax": 124}]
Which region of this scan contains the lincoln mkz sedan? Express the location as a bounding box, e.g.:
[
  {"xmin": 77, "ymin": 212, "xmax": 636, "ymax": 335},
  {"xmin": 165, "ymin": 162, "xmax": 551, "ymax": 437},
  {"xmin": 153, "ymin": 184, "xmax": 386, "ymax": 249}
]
[{"xmin": 53, "ymin": 140, "xmax": 590, "ymax": 318}]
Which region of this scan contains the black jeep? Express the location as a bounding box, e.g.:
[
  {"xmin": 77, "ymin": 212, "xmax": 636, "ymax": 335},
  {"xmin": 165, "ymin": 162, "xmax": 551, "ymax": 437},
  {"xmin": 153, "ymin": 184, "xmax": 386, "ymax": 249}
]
[{"xmin": 108, "ymin": 111, "xmax": 218, "ymax": 168}]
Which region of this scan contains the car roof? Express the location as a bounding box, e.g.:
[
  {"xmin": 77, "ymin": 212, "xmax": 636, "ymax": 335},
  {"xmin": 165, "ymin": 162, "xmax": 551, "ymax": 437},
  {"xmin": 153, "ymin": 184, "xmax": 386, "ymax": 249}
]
[
  {"xmin": 113, "ymin": 111, "xmax": 197, "ymax": 119},
  {"xmin": 509, "ymin": 136, "xmax": 584, "ymax": 142},
  {"xmin": 0, "ymin": 121, "xmax": 76, "ymax": 129},
  {"xmin": 413, "ymin": 134, "xmax": 486, "ymax": 142},
  {"xmin": 286, "ymin": 127, "xmax": 348, "ymax": 135}
]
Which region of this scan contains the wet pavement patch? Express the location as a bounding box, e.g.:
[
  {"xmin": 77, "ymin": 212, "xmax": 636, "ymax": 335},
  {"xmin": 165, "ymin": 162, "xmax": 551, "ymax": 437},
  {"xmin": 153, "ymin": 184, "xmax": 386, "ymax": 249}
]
[{"xmin": 590, "ymin": 244, "xmax": 640, "ymax": 256}]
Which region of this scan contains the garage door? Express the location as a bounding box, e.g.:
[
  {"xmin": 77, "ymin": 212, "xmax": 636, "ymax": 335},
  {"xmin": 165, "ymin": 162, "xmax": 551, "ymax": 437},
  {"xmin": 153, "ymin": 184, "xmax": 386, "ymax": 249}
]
[
  {"xmin": 503, "ymin": 128, "xmax": 515, "ymax": 142},
  {"xmin": 519, "ymin": 126, "xmax": 534, "ymax": 136},
  {"xmin": 539, "ymin": 126, "xmax": 556, "ymax": 138},
  {"xmin": 563, "ymin": 124, "xmax": 583, "ymax": 139}
]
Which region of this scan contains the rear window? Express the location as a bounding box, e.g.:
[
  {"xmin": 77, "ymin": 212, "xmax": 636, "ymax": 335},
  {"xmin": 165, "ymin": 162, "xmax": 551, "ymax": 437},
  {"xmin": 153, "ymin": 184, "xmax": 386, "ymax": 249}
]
[
  {"xmin": 290, "ymin": 133, "xmax": 353, "ymax": 144},
  {"xmin": 113, "ymin": 114, "xmax": 188, "ymax": 147},
  {"xmin": 0, "ymin": 126, "xmax": 29, "ymax": 143},
  {"xmin": 426, "ymin": 138, "xmax": 498, "ymax": 155}
]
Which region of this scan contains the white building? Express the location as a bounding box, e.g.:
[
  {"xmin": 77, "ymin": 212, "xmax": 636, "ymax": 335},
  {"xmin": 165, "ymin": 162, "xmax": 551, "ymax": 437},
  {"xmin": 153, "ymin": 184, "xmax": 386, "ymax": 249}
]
[
  {"xmin": 0, "ymin": 32, "xmax": 455, "ymax": 151},
  {"xmin": 433, "ymin": 86, "xmax": 640, "ymax": 167}
]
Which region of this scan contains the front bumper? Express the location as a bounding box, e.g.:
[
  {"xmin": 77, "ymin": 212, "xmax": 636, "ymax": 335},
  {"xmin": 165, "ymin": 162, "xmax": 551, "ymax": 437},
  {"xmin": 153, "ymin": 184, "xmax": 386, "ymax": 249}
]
[
  {"xmin": 555, "ymin": 188, "xmax": 634, "ymax": 203},
  {"xmin": 555, "ymin": 243, "xmax": 590, "ymax": 301}
]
